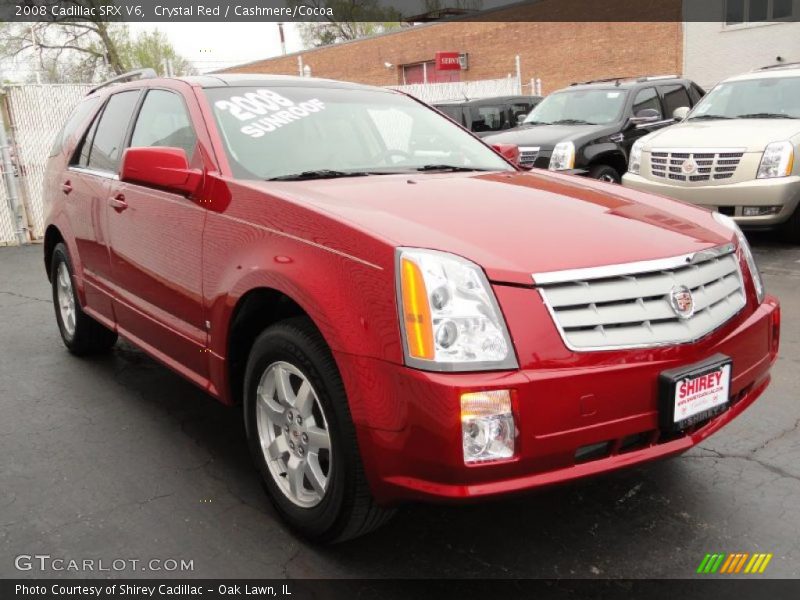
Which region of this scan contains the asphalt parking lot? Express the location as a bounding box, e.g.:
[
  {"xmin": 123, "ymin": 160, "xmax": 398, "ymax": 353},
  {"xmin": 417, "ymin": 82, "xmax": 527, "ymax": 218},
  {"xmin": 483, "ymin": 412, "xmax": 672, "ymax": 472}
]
[{"xmin": 0, "ymin": 237, "xmax": 798, "ymax": 579}]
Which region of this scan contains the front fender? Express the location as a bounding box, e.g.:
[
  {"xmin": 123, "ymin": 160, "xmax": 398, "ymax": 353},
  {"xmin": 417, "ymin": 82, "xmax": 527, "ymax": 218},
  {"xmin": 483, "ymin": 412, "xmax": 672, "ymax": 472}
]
[
  {"xmin": 203, "ymin": 210, "xmax": 404, "ymax": 395},
  {"xmin": 582, "ymin": 142, "xmax": 626, "ymax": 166}
]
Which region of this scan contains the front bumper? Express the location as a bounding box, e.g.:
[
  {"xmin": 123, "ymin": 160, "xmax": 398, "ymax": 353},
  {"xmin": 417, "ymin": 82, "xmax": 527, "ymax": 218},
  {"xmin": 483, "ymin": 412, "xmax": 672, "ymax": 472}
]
[
  {"xmin": 337, "ymin": 294, "xmax": 779, "ymax": 505},
  {"xmin": 622, "ymin": 172, "xmax": 800, "ymax": 228}
]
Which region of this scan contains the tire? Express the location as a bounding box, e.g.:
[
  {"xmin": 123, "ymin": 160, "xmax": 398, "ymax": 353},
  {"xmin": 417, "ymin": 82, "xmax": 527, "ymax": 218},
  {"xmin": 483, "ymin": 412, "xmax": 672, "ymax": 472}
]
[
  {"xmin": 588, "ymin": 164, "xmax": 621, "ymax": 184},
  {"xmin": 779, "ymin": 204, "xmax": 800, "ymax": 244},
  {"xmin": 50, "ymin": 243, "xmax": 118, "ymax": 356},
  {"xmin": 243, "ymin": 317, "xmax": 393, "ymax": 543}
]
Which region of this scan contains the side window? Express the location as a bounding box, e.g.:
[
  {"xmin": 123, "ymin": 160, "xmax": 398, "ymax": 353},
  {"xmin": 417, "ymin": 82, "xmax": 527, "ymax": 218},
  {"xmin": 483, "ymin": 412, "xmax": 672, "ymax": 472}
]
[
  {"xmin": 71, "ymin": 111, "xmax": 101, "ymax": 168},
  {"xmin": 49, "ymin": 96, "xmax": 101, "ymax": 158},
  {"xmin": 470, "ymin": 106, "xmax": 505, "ymax": 132},
  {"xmin": 130, "ymin": 90, "xmax": 197, "ymax": 160},
  {"xmin": 689, "ymin": 83, "xmax": 706, "ymax": 103},
  {"xmin": 632, "ymin": 87, "xmax": 662, "ymax": 119},
  {"xmin": 659, "ymin": 84, "xmax": 692, "ymax": 117},
  {"xmin": 87, "ymin": 90, "xmax": 140, "ymax": 173},
  {"xmin": 510, "ymin": 102, "xmax": 532, "ymax": 124}
]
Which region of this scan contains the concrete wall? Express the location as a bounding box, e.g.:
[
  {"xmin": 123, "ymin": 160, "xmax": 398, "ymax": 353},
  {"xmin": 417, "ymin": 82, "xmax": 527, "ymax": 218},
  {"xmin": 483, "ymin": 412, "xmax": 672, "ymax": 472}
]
[{"xmin": 684, "ymin": 1, "xmax": 800, "ymax": 89}]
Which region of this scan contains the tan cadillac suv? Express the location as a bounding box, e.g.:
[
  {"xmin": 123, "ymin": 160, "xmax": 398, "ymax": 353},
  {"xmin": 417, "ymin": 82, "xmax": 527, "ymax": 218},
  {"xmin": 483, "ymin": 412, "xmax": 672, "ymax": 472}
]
[{"xmin": 623, "ymin": 64, "xmax": 800, "ymax": 241}]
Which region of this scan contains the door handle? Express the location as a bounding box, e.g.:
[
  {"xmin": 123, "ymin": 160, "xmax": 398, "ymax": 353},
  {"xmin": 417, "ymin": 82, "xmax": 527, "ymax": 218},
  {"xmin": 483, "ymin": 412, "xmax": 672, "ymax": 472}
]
[
  {"xmin": 108, "ymin": 194, "xmax": 128, "ymax": 212},
  {"xmin": 62, "ymin": 180, "xmax": 72, "ymax": 194}
]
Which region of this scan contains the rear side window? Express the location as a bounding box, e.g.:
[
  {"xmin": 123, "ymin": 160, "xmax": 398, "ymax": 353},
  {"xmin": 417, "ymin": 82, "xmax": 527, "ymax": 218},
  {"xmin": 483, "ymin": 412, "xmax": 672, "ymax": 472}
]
[
  {"xmin": 632, "ymin": 87, "xmax": 662, "ymax": 118},
  {"xmin": 659, "ymin": 84, "xmax": 692, "ymax": 116},
  {"xmin": 49, "ymin": 96, "xmax": 101, "ymax": 157},
  {"xmin": 130, "ymin": 90, "xmax": 197, "ymax": 161},
  {"xmin": 87, "ymin": 90, "xmax": 140, "ymax": 173}
]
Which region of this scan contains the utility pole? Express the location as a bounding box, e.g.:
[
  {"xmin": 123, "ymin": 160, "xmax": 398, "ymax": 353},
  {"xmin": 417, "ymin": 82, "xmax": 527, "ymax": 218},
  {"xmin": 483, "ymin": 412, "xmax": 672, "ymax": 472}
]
[
  {"xmin": 0, "ymin": 100, "xmax": 28, "ymax": 245},
  {"xmin": 278, "ymin": 23, "xmax": 287, "ymax": 55}
]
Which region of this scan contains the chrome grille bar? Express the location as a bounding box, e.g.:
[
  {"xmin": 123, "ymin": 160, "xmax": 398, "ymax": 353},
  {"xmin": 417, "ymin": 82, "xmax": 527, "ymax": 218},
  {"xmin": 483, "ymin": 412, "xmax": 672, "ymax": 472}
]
[{"xmin": 533, "ymin": 244, "xmax": 745, "ymax": 351}]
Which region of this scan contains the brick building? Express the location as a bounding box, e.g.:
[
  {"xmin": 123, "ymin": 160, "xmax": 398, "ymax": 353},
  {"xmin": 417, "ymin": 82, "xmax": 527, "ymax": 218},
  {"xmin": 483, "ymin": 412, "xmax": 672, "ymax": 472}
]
[{"xmin": 220, "ymin": 0, "xmax": 684, "ymax": 95}]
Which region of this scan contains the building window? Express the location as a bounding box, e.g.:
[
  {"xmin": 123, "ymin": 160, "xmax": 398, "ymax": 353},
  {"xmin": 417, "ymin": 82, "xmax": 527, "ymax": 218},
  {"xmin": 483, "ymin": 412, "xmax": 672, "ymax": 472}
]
[{"xmin": 725, "ymin": 0, "xmax": 794, "ymax": 24}]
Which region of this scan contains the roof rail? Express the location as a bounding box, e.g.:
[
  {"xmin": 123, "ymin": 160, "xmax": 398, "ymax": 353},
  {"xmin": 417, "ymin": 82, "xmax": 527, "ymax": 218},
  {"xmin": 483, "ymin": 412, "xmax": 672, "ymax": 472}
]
[
  {"xmin": 87, "ymin": 68, "xmax": 158, "ymax": 96},
  {"xmin": 758, "ymin": 61, "xmax": 800, "ymax": 71},
  {"xmin": 570, "ymin": 76, "xmax": 633, "ymax": 86},
  {"xmin": 571, "ymin": 74, "xmax": 679, "ymax": 86},
  {"xmin": 635, "ymin": 74, "xmax": 679, "ymax": 82}
]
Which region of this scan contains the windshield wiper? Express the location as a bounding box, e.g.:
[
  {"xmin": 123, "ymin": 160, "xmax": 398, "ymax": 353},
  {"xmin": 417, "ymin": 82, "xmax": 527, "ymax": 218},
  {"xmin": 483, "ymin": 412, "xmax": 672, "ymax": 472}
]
[
  {"xmin": 414, "ymin": 165, "xmax": 496, "ymax": 172},
  {"xmin": 735, "ymin": 112, "xmax": 796, "ymax": 119},
  {"xmin": 522, "ymin": 120, "xmax": 553, "ymax": 126},
  {"xmin": 550, "ymin": 119, "xmax": 598, "ymax": 125},
  {"xmin": 688, "ymin": 114, "xmax": 732, "ymax": 121},
  {"xmin": 268, "ymin": 169, "xmax": 371, "ymax": 181}
]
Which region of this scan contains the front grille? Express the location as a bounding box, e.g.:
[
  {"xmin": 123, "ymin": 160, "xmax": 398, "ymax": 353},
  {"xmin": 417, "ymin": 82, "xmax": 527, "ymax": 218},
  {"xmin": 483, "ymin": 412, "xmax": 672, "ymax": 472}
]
[
  {"xmin": 518, "ymin": 146, "xmax": 540, "ymax": 167},
  {"xmin": 649, "ymin": 149, "xmax": 744, "ymax": 182},
  {"xmin": 535, "ymin": 245, "xmax": 745, "ymax": 350}
]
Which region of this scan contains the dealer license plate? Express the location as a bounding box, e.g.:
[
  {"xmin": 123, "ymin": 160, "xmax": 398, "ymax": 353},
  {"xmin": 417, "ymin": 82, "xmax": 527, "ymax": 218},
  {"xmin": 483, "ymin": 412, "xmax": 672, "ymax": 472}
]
[{"xmin": 658, "ymin": 354, "xmax": 732, "ymax": 431}]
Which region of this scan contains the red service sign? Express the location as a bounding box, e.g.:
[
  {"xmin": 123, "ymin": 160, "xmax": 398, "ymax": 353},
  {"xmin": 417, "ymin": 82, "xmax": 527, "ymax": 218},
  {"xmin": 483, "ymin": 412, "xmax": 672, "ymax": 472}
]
[{"xmin": 435, "ymin": 52, "xmax": 461, "ymax": 70}]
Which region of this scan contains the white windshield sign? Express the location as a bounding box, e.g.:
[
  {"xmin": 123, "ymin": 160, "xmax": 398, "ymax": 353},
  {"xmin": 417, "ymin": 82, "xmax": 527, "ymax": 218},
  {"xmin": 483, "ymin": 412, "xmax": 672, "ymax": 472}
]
[{"xmin": 214, "ymin": 89, "xmax": 327, "ymax": 138}]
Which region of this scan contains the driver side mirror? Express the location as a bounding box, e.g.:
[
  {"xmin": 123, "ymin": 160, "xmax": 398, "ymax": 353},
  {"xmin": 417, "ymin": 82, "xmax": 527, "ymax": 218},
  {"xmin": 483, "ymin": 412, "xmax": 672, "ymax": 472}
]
[
  {"xmin": 672, "ymin": 106, "xmax": 691, "ymax": 121},
  {"xmin": 120, "ymin": 147, "xmax": 202, "ymax": 196},
  {"xmin": 516, "ymin": 114, "xmax": 527, "ymax": 126},
  {"xmin": 629, "ymin": 108, "xmax": 661, "ymax": 126},
  {"xmin": 491, "ymin": 143, "xmax": 521, "ymax": 166}
]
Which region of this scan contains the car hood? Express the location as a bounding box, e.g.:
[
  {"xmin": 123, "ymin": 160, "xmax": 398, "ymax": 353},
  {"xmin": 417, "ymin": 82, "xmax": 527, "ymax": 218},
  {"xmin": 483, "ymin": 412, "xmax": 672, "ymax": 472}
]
[
  {"xmin": 642, "ymin": 119, "xmax": 800, "ymax": 152},
  {"xmin": 250, "ymin": 171, "xmax": 732, "ymax": 285},
  {"xmin": 483, "ymin": 123, "xmax": 614, "ymax": 148}
]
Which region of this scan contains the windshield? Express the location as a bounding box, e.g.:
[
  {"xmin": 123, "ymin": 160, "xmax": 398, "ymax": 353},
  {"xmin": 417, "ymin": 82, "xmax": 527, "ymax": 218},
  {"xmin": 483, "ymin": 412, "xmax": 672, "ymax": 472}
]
[
  {"xmin": 204, "ymin": 86, "xmax": 512, "ymax": 180},
  {"xmin": 523, "ymin": 89, "xmax": 627, "ymax": 125},
  {"xmin": 688, "ymin": 75, "xmax": 800, "ymax": 120}
]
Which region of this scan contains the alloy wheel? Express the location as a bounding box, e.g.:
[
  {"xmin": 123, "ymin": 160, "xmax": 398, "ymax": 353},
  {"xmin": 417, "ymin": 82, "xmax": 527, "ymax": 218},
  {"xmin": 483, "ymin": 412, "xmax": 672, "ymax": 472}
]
[
  {"xmin": 56, "ymin": 262, "xmax": 76, "ymax": 338},
  {"xmin": 256, "ymin": 361, "xmax": 332, "ymax": 508}
]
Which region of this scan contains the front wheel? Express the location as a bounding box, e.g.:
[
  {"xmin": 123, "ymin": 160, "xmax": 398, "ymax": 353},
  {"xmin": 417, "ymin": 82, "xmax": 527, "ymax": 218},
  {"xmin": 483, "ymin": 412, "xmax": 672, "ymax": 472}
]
[
  {"xmin": 243, "ymin": 317, "xmax": 393, "ymax": 542},
  {"xmin": 588, "ymin": 164, "xmax": 621, "ymax": 183},
  {"xmin": 50, "ymin": 243, "xmax": 117, "ymax": 355}
]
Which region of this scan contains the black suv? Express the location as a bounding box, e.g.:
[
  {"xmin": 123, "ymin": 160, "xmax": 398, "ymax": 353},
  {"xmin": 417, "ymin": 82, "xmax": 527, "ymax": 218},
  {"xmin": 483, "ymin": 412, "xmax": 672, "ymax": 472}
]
[
  {"xmin": 434, "ymin": 95, "xmax": 542, "ymax": 137},
  {"xmin": 484, "ymin": 76, "xmax": 705, "ymax": 182}
]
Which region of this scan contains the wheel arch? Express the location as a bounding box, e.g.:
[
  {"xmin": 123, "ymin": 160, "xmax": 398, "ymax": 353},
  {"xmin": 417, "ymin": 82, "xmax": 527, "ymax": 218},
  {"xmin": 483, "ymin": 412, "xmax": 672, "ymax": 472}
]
[
  {"xmin": 223, "ymin": 286, "xmax": 326, "ymax": 406},
  {"xmin": 43, "ymin": 224, "xmax": 66, "ymax": 281},
  {"xmin": 585, "ymin": 146, "xmax": 628, "ymax": 176}
]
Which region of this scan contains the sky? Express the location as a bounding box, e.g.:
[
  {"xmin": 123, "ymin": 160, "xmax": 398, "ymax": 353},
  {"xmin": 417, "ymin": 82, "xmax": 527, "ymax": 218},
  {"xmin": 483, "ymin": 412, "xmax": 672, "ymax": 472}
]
[{"xmin": 128, "ymin": 22, "xmax": 305, "ymax": 73}]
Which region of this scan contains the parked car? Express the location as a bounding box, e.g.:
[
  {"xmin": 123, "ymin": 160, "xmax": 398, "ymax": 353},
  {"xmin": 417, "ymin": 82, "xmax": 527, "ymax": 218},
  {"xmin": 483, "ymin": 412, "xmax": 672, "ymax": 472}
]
[
  {"xmin": 44, "ymin": 72, "xmax": 779, "ymax": 542},
  {"xmin": 434, "ymin": 95, "xmax": 542, "ymax": 137},
  {"xmin": 484, "ymin": 75, "xmax": 705, "ymax": 182},
  {"xmin": 623, "ymin": 63, "xmax": 800, "ymax": 242}
]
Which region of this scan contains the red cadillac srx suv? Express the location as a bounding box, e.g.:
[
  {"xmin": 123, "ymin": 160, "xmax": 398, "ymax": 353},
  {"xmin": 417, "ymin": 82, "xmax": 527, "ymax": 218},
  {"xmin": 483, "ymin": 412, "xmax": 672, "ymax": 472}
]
[{"xmin": 43, "ymin": 73, "xmax": 780, "ymax": 542}]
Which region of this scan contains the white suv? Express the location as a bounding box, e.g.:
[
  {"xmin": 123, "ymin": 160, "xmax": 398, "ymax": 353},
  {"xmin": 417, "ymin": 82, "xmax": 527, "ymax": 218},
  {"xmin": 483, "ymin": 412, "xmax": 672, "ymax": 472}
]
[{"xmin": 623, "ymin": 63, "xmax": 800, "ymax": 241}]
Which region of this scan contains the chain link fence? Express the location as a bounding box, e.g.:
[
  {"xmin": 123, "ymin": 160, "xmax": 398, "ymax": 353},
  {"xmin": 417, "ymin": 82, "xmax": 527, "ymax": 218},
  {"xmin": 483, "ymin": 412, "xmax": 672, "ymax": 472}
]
[{"xmin": 0, "ymin": 84, "xmax": 91, "ymax": 244}]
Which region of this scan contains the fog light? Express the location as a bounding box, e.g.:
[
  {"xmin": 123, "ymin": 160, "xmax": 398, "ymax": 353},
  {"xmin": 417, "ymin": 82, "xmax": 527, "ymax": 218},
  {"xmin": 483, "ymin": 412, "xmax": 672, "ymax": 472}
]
[
  {"xmin": 743, "ymin": 206, "xmax": 781, "ymax": 217},
  {"xmin": 461, "ymin": 390, "xmax": 515, "ymax": 464}
]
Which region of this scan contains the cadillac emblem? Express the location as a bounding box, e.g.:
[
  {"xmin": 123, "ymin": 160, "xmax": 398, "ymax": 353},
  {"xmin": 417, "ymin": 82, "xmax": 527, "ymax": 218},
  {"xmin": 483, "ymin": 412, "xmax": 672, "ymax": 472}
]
[
  {"xmin": 681, "ymin": 158, "xmax": 698, "ymax": 175},
  {"xmin": 669, "ymin": 285, "xmax": 695, "ymax": 319}
]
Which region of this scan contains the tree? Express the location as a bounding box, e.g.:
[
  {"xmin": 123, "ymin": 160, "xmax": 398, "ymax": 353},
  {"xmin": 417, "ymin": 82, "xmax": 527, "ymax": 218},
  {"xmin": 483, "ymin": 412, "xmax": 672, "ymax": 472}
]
[
  {"xmin": 287, "ymin": 0, "xmax": 403, "ymax": 48},
  {"xmin": 0, "ymin": 20, "xmax": 129, "ymax": 82},
  {"xmin": 0, "ymin": 20, "xmax": 193, "ymax": 83},
  {"xmin": 422, "ymin": 0, "xmax": 484, "ymax": 12},
  {"xmin": 122, "ymin": 29, "xmax": 194, "ymax": 77}
]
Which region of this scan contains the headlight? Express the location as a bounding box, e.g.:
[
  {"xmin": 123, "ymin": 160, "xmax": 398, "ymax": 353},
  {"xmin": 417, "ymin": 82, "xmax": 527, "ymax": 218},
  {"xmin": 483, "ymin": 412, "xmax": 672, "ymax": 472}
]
[
  {"xmin": 757, "ymin": 141, "xmax": 794, "ymax": 179},
  {"xmin": 628, "ymin": 139, "xmax": 643, "ymax": 175},
  {"xmin": 713, "ymin": 212, "xmax": 765, "ymax": 303},
  {"xmin": 548, "ymin": 141, "xmax": 575, "ymax": 171},
  {"xmin": 396, "ymin": 248, "xmax": 518, "ymax": 371}
]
